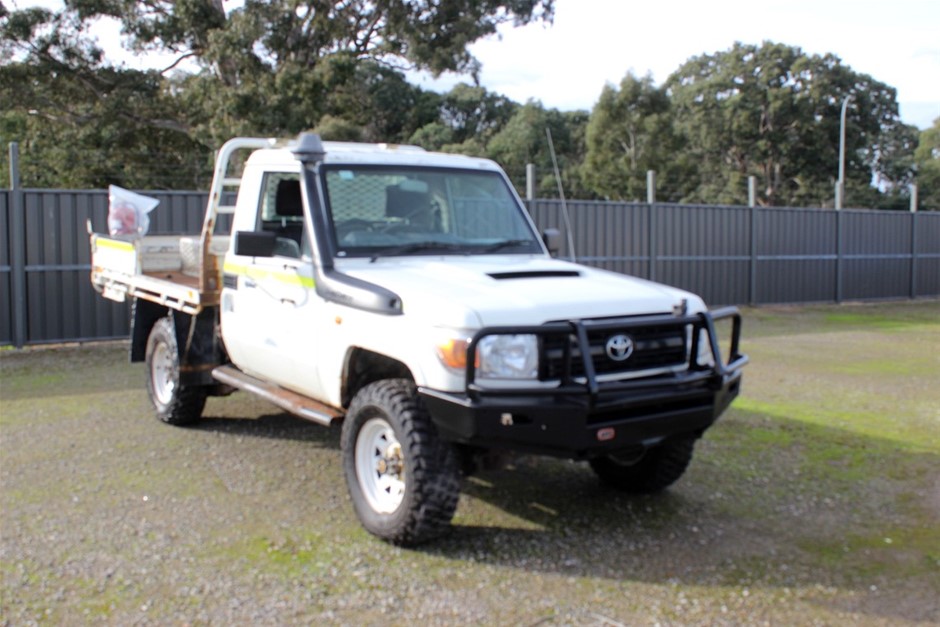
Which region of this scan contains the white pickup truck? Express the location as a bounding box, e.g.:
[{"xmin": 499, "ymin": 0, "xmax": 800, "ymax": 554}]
[{"xmin": 90, "ymin": 133, "xmax": 747, "ymax": 545}]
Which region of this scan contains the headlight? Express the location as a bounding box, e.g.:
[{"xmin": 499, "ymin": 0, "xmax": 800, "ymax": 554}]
[{"xmin": 477, "ymin": 334, "xmax": 539, "ymax": 379}]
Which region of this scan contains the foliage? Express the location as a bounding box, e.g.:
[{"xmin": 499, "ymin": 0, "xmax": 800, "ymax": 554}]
[
  {"xmin": 665, "ymin": 41, "xmax": 915, "ymax": 207},
  {"xmin": 0, "ymin": 2, "xmax": 926, "ymax": 213},
  {"xmin": 486, "ymin": 101, "xmax": 589, "ymax": 197},
  {"xmin": 1, "ymin": 0, "xmax": 553, "ymax": 187},
  {"xmin": 914, "ymin": 118, "xmax": 940, "ymax": 210},
  {"xmin": 0, "ymin": 6, "xmax": 209, "ymax": 188},
  {"xmin": 583, "ymin": 73, "xmax": 687, "ymax": 202}
]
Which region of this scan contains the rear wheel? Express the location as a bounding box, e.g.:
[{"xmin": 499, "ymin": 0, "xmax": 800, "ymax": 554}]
[
  {"xmin": 342, "ymin": 379, "xmax": 460, "ymax": 545},
  {"xmin": 145, "ymin": 317, "xmax": 206, "ymax": 425},
  {"xmin": 590, "ymin": 436, "xmax": 697, "ymax": 493}
]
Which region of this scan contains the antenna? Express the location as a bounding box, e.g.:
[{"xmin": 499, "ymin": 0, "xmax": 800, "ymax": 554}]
[{"xmin": 545, "ymin": 128, "xmax": 577, "ymax": 263}]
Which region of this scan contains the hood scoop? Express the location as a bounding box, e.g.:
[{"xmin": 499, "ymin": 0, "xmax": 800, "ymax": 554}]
[{"xmin": 488, "ymin": 270, "xmax": 581, "ymax": 280}]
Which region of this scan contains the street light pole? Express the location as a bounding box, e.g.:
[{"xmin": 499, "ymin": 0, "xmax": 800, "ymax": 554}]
[{"xmin": 836, "ymin": 95, "xmax": 851, "ymax": 210}]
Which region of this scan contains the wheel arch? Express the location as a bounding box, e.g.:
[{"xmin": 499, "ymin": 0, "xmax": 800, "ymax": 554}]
[
  {"xmin": 341, "ymin": 347, "xmax": 413, "ymax": 408},
  {"xmin": 132, "ymin": 300, "xmax": 224, "ymax": 387},
  {"xmin": 130, "ymin": 299, "xmax": 170, "ymax": 363}
]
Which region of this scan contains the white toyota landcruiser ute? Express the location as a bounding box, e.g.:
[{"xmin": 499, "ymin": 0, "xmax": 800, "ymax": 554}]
[{"xmin": 90, "ymin": 133, "xmax": 747, "ymax": 545}]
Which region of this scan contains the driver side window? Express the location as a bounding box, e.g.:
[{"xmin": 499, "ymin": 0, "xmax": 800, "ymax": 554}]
[{"xmin": 258, "ymin": 173, "xmax": 307, "ymax": 258}]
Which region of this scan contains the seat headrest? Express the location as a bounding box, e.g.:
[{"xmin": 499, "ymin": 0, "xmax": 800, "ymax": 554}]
[
  {"xmin": 275, "ymin": 179, "xmax": 303, "ymax": 217},
  {"xmin": 386, "ymin": 186, "xmax": 430, "ymax": 218}
]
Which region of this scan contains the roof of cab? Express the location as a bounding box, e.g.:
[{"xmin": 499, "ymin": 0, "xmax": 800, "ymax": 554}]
[{"xmin": 245, "ymin": 136, "xmax": 502, "ymax": 172}]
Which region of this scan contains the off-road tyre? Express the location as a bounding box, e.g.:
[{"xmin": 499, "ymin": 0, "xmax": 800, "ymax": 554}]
[
  {"xmin": 342, "ymin": 379, "xmax": 460, "ymax": 546},
  {"xmin": 590, "ymin": 436, "xmax": 697, "ymax": 493},
  {"xmin": 145, "ymin": 316, "xmax": 206, "ymax": 425}
]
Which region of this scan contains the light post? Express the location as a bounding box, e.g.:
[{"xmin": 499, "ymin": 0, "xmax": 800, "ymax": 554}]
[{"xmin": 835, "ymin": 95, "xmax": 851, "ymax": 210}]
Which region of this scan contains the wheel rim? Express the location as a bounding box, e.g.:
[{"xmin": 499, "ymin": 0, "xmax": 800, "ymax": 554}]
[
  {"xmin": 150, "ymin": 340, "xmax": 177, "ymax": 406},
  {"xmin": 355, "ymin": 417, "xmax": 406, "ymax": 514}
]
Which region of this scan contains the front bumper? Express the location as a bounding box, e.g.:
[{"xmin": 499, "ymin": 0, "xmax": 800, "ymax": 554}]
[{"xmin": 419, "ymin": 307, "xmax": 748, "ymax": 459}]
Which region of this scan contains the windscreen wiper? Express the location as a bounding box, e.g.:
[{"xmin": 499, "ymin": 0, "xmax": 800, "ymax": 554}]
[
  {"xmin": 369, "ymin": 241, "xmax": 468, "ymax": 262},
  {"xmin": 480, "ymin": 239, "xmax": 536, "ymax": 253}
]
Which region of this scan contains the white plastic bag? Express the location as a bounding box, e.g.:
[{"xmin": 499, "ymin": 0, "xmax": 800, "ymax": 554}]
[{"xmin": 108, "ymin": 185, "xmax": 159, "ymax": 238}]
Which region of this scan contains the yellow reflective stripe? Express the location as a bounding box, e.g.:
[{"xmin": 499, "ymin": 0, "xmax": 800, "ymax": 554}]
[
  {"xmin": 95, "ymin": 237, "xmax": 135, "ymax": 252},
  {"xmin": 223, "ymin": 261, "xmax": 315, "ymax": 288}
]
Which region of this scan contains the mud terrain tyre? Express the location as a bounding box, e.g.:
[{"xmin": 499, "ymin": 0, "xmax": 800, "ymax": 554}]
[
  {"xmin": 342, "ymin": 379, "xmax": 460, "ymax": 545},
  {"xmin": 590, "ymin": 436, "xmax": 697, "ymax": 493},
  {"xmin": 145, "ymin": 317, "xmax": 206, "ymax": 425}
]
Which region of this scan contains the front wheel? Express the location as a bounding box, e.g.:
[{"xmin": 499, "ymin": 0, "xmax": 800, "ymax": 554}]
[
  {"xmin": 145, "ymin": 316, "xmax": 206, "ymax": 425},
  {"xmin": 589, "ymin": 436, "xmax": 697, "ymax": 493},
  {"xmin": 342, "ymin": 379, "xmax": 460, "ymax": 545}
]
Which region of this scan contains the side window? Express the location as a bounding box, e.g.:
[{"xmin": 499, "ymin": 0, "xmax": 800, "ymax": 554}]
[{"xmin": 258, "ymin": 173, "xmax": 305, "ymax": 258}]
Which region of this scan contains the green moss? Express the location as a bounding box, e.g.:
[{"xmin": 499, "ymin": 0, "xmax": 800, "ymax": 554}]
[
  {"xmin": 734, "ymin": 397, "xmax": 940, "ymax": 454},
  {"xmin": 798, "ymin": 524, "xmax": 940, "ymax": 580}
]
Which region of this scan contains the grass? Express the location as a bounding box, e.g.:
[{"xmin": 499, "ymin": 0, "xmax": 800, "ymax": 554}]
[{"xmin": 2, "ymin": 300, "xmax": 939, "ymax": 625}]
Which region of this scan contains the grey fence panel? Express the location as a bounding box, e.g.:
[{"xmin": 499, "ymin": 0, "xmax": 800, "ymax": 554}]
[
  {"xmin": 23, "ymin": 190, "xmax": 130, "ymax": 344},
  {"xmin": 0, "ymin": 191, "xmax": 11, "ymax": 344},
  {"xmin": 16, "ymin": 190, "xmax": 225, "ymax": 345},
  {"xmin": 915, "ymin": 212, "xmax": 940, "ymax": 297},
  {"xmin": 2, "ymin": 189, "xmax": 938, "ymax": 347},
  {"xmin": 526, "ymin": 199, "xmax": 650, "ymax": 278},
  {"xmin": 655, "ymin": 204, "xmax": 751, "ymax": 306},
  {"xmin": 756, "ymin": 207, "xmax": 837, "ymax": 304},
  {"xmin": 842, "ymin": 210, "xmax": 913, "ymax": 300}
]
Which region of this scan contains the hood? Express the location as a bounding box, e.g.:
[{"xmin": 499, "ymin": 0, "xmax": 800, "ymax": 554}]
[{"xmin": 335, "ymin": 255, "xmax": 703, "ymax": 328}]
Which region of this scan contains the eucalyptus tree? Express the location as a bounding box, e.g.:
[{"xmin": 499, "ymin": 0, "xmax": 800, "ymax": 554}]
[
  {"xmin": 914, "ymin": 118, "xmax": 940, "ymax": 210},
  {"xmin": 65, "ymin": 0, "xmax": 554, "ymax": 145},
  {"xmin": 583, "ymin": 72, "xmax": 686, "ymax": 202},
  {"xmin": 486, "ymin": 101, "xmax": 590, "ymax": 197},
  {"xmin": 0, "ymin": 5, "xmax": 208, "ymax": 188},
  {"xmin": 1, "ymin": 0, "xmax": 554, "ymax": 187},
  {"xmin": 666, "ymin": 41, "xmax": 913, "ymax": 207}
]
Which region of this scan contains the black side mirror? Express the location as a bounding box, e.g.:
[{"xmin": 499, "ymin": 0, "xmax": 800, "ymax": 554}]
[
  {"xmin": 233, "ymin": 230, "xmax": 277, "ymax": 257},
  {"xmin": 542, "ymin": 228, "xmax": 562, "ymax": 256}
]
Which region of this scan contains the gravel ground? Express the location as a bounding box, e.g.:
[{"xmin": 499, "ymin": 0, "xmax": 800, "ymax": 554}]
[{"xmin": 1, "ymin": 301, "xmax": 938, "ymax": 625}]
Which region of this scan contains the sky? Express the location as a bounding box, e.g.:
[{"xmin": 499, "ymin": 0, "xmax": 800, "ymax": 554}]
[
  {"xmin": 409, "ymin": 0, "xmax": 940, "ymax": 129},
  {"xmin": 14, "ymin": 0, "xmax": 940, "ymax": 129}
]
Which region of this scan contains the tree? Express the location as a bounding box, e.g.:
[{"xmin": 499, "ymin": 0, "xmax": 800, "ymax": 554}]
[
  {"xmin": 486, "ymin": 101, "xmax": 590, "ymax": 197},
  {"xmin": 2, "ymin": 1, "xmax": 554, "ymax": 188},
  {"xmin": 0, "ymin": 6, "xmax": 208, "ymax": 188},
  {"xmin": 665, "ymin": 41, "xmax": 914, "ymax": 207},
  {"xmin": 914, "ymin": 118, "xmax": 940, "ymax": 210},
  {"xmin": 406, "ymin": 83, "xmax": 518, "ymax": 158},
  {"xmin": 583, "ymin": 73, "xmax": 686, "ymax": 202},
  {"xmin": 59, "ymin": 0, "xmax": 551, "ymax": 146},
  {"xmin": 438, "ymin": 83, "xmax": 519, "ymax": 145}
]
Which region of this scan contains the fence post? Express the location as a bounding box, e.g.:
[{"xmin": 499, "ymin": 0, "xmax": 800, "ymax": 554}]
[
  {"xmin": 835, "ymin": 208, "xmax": 843, "ymax": 304},
  {"xmin": 748, "ymin": 176, "xmax": 757, "ymax": 208},
  {"xmin": 9, "ymin": 142, "xmax": 27, "ymax": 348},
  {"xmin": 910, "ymin": 190, "xmax": 918, "ymax": 299},
  {"xmin": 525, "ymin": 163, "xmax": 536, "ymax": 201},
  {"xmin": 646, "ymin": 170, "xmax": 657, "ymax": 281},
  {"xmin": 749, "ymin": 203, "xmax": 758, "ymax": 306}
]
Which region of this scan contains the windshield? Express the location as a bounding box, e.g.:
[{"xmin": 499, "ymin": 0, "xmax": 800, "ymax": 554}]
[{"xmin": 322, "ymin": 166, "xmax": 543, "ymax": 259}]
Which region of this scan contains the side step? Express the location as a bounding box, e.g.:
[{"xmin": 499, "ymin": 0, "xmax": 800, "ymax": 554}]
[{"xmin": 212, "ymin": 365, "xmax": 343, "ymax": 427}]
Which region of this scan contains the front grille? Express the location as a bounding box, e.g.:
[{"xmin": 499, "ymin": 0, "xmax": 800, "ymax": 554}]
[{"xmin": 541, "ymin": 320, "xmax": 688, "ymax": 381}]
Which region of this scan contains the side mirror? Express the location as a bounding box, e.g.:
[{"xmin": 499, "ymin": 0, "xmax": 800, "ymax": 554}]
[
  {"xmin": 233, "ymin": 230, "xmax": 277, "ymax": 257},
  {"xmin": 542, "ymin": 228, "xmax": 562, "ymax": 256}
]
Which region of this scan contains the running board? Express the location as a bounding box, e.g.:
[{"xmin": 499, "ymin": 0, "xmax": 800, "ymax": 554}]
[{"xmin": 212, "ymin": 365, "xmax": 342, "ymax": 427}]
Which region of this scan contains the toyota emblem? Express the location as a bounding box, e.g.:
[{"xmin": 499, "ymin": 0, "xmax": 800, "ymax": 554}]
[{"xmin": 605, "ymin": 334, "xmax": 634, "ymax": 361}]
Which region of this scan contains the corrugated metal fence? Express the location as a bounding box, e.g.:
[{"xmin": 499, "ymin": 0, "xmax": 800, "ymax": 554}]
[{"xmin": 1, "ymin": 189, "xmax": 938, "ymax": 347}]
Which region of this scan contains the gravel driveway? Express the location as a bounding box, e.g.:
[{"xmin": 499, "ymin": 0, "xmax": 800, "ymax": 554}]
[{"xmin": 2, "ymin": 301, "xmax": 938, "ymax": 625}]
